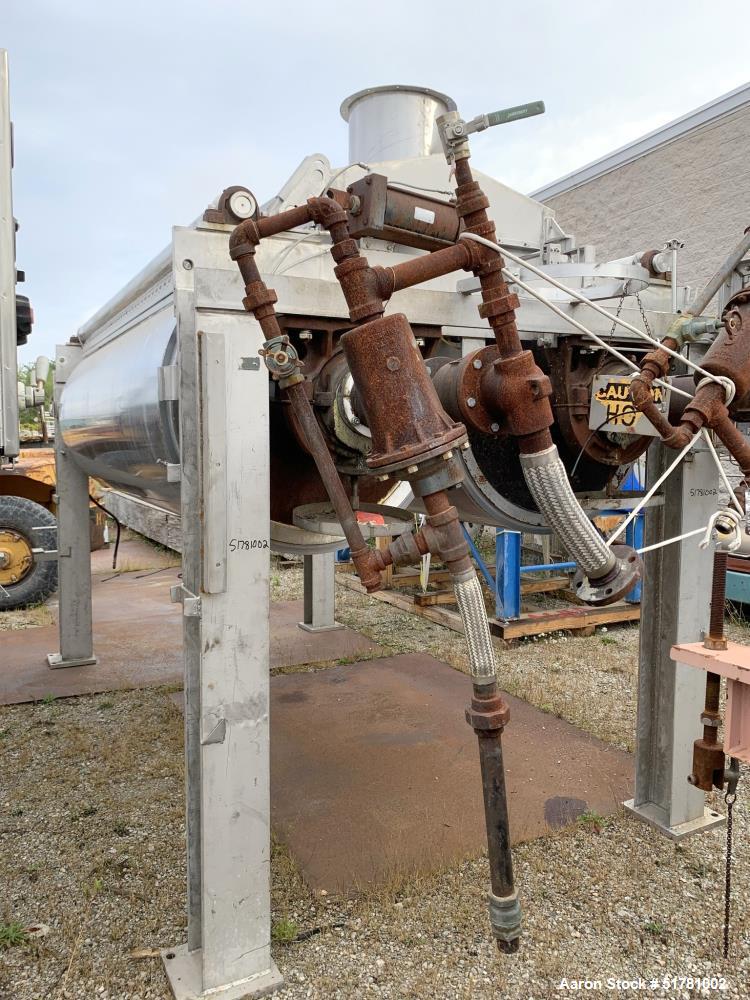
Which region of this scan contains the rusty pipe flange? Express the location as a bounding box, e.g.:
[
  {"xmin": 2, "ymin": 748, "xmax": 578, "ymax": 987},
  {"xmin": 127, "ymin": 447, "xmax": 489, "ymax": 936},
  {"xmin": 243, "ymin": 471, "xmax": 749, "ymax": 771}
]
[
  {"xmin": 451, "ymin": 344, "xmax": 502, "ymax": 433},
  {"xmin": 571, "ymin": 544, "xmax": 641, "ymax": 606}
]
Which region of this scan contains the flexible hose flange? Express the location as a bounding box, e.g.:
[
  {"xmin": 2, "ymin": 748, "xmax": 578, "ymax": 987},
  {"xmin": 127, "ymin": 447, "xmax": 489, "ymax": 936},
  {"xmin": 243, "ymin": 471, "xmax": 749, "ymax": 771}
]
[
  {"xmin": 571, "ymin": 543, "xmax": 642, "ymax": 605},
  {"xmin": 488, "ymin": 889, "xmax": 522, "ymax": 945}
]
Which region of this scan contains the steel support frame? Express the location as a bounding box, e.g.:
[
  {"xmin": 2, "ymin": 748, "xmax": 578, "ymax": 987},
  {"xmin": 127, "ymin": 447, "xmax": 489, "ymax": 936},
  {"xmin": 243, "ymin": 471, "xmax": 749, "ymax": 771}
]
[
  {"xmin": 300, "ymin": 550, "xmax": 342, "ymax": 632},
  {"xmin": 162, "ymin": 226, "xmax": 281, "ymax": 999},
  {"xmin": 47, "ymin": 342, "xmax": 97, "ymax": 669},
  {"xmin": 624, "ymin": 438, "xmax": 725, "ymax": 838},
  {"xmin": 495, "ymin": 529, "xmax": 521, "ymax": 620}
]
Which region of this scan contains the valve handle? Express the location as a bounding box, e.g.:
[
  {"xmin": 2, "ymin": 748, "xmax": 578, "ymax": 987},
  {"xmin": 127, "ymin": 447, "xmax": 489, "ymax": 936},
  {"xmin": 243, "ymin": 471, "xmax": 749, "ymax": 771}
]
[
  {"xmin": 438, "ymin": 101, "xmax": 546, "ymax": 161},
  {"xmin": 484, "ymin": 101, "xmax": 546, "ymax": 129}
]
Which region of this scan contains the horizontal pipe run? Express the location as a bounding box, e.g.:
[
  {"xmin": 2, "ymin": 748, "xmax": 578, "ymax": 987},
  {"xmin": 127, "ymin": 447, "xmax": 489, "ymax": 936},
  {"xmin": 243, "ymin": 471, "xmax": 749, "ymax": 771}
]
[
  {"xmin": 385, "ymin": 240, "xmax": 473, "ymax": 295},
  {"xmin": 520, "ymin": 561, "xmax": 576, "ymax": 573}
]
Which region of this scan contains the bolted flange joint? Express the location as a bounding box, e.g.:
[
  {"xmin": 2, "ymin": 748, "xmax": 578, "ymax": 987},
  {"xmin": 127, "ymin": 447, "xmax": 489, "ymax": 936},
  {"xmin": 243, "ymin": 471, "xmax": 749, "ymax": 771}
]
[{"xmin": 571, "ymin": 544, "xmax": 642, "ymax": 606}]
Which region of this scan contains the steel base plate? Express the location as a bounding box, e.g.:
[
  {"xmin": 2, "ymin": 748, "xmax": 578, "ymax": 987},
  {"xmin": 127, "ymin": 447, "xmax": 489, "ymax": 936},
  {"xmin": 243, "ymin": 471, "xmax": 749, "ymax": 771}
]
[
  {"xmin": 162, "ymin": 945, "xmax": 282, "ymax": 1000},
  {"xmin": 623, "ymin": 799, "xmax": 725, "ymax": 841},
  {"xmin": 47, "ymin": 652, "xmax": 98, "ymax": 670},
  {"xmin": 298, "ymin": 620, "xmax": 345, "ymax": 633}
]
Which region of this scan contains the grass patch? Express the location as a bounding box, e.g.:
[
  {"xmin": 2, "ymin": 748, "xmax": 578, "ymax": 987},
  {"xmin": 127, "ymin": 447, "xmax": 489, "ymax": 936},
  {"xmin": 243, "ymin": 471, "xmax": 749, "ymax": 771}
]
[
  {"xmin": 271, "ymin": 917, "xmax": 299, "ymax": 944},
  {"xmin": 0, "ymin": 921, "xmax": 28, "ymax": 950}
]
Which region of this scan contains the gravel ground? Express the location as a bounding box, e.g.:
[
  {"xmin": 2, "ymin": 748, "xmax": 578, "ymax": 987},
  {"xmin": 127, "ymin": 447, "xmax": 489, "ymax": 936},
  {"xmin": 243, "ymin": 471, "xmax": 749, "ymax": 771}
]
[{"xmin": 1, "ymin": 562, "xmax": 748, "ymax": 999}]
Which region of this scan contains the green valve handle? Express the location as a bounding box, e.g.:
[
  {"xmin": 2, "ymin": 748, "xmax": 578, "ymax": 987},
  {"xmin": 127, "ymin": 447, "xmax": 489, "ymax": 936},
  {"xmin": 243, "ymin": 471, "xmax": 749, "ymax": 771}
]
[{"xmin": 486, "ymin": 101, "xmax": 546, "ymax": 128}]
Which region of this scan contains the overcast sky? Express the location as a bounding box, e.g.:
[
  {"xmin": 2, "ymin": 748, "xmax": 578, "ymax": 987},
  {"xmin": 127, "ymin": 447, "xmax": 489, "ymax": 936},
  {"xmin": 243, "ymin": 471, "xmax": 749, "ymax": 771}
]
[{"xmin": 4, "ymin": 0, "xmax": 748, "ymax": 362}]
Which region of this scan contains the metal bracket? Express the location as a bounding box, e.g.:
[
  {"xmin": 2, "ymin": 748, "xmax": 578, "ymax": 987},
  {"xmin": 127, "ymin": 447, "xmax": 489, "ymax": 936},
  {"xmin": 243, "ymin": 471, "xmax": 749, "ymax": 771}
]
[{"xmin": 170, "ymin": 583, "xmax": 202, "ymax": 618}]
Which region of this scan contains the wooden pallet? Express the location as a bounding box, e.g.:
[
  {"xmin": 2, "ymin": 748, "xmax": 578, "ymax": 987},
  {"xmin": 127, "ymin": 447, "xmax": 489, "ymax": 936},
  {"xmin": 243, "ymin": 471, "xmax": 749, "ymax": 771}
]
[{"xmin": 337, "ymin": 571, "xmax": 639, "ymax": 641}]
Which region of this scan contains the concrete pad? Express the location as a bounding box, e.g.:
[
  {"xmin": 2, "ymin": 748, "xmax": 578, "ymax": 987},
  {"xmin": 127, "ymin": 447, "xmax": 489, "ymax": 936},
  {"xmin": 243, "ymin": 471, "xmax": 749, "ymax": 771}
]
[
  {"xmin": 0, "ymin": 569, "xmax": 183, "ymax": 704},
  {"xmin": 270, "ymin": 652, "xmax": 633, "ymax": 894},
  {"xmin": 270, "ymin": 600, "xmax": 382, "ymax": 669},
  {"xmin": 1, "ymin": 569, "xmax": 382, "ymax": 704}
]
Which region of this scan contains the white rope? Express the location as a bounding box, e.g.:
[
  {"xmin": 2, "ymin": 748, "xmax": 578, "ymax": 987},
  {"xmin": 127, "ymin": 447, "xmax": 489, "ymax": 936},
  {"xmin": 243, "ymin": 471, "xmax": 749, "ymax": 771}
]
[
  {"xmin": 637, "ymin": 526, "xmax": 707, "ymax": 555},
  {"xmin": 501, "ymin": 267, "xmax": 693, "ymax": 401},
  {"xmin": 606, "ymin": 436, "xmax": 697, "ymax": 547},
  {"xmin": 459, "ymin": 232, "xmax": 726, "ymax": 390},
  {"xmin": 701, "ymin": 429, "xmax": 744, "ymax": 514}
]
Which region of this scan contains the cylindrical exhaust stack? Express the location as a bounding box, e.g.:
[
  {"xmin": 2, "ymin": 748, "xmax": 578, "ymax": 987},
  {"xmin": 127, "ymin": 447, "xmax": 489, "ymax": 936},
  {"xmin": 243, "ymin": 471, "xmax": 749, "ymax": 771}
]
[{"xmin": 340, "ymin": 84, "xmax": 456, "ymax": 163}]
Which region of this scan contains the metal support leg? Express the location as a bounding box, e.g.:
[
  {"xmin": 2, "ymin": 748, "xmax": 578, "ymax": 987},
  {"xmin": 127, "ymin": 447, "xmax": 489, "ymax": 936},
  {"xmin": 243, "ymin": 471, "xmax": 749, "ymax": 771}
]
[
  {"xmin": 47, "ymin": 343, "xmax": 96, "ymax": 669},
  {"xmin": 299, "ymin": 550, "xmax": 343, "ymax": 632},
  {"xmin": 163, "ymin": 228, "xmax": 281, "ymax": 999},
  {"xmin": 624, "ymin": 439, "xmax": 725, "ymax": 838},
  {"xmin": 495, "ymin": 529, "xmax": 521, "ymax": 620}
]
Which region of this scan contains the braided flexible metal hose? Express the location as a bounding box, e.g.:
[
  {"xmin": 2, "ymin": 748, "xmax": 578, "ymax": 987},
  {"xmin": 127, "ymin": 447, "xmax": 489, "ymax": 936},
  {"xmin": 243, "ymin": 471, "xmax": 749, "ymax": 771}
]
[
  {"xmin": 453, "ymin": 570, "xmax": 497, "ymax": 685},
  {"xmin": 520, "ymin": 445, "xmax": 616, "ymax": 581}
]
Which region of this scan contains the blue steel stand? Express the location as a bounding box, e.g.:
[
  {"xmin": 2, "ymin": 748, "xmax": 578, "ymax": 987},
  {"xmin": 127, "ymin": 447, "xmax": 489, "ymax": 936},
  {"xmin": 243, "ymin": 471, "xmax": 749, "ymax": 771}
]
[
  {"xmin": 495, "ymin": 530, "xmax": 522, "ymax": 620},
  {"xmin": 494, "ymin": 530, "xmax": 577, "ymax": 620}
]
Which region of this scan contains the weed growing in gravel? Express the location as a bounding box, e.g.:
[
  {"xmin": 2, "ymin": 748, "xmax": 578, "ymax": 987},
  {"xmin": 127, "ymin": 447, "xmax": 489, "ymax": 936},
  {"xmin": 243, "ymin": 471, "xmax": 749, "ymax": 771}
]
[
  {"xmin": 112, "ymin": 821, "xmax": 130, "ymax": 837},
  {"xmin": 98, "ymin": 700, "xmax": 114, "ymax": 710},
  {"xmin": 0, "ymin": 921, "xmax": 28, "ymax": 950},
  {"xmin": 41, "ymin": 694, "xmax": 55, "ymax": 705},
  {"xmin": 600, "ymin": 636, "xmax": 618, "ymax": 646},
  {"xmin": 71, "ymin": 805, "xmax": 98, "ymax": 822},
  {"xmin": 643, "ymin": 920, "xmax": 667, "ymax": 941},
  {"xmin": 272, "ymin": 917, "xmax": 299, "ymax": 944},
  {"xmin": 577, "ymin": 810, "xmax": 611, "ymax": 833}
]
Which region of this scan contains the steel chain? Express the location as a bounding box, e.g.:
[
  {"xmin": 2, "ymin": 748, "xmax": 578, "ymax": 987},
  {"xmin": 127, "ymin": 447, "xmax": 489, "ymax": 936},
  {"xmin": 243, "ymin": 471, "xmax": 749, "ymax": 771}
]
[{"xmin": 634, "ymin": 289, "xmax": 654, "ymax": 340}]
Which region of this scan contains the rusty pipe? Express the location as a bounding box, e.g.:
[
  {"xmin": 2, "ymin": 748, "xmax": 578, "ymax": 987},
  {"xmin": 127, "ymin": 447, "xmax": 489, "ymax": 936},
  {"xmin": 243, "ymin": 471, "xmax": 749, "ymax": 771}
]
[
  {"xmin": 377, "ymin": 240, "xmax": 474, "ymax": 297},
  {"xmin": 419, "ymin": 490, "xmax": 520, "ymax": 951},
  {"xmin": 714, "ymin": 412, "xmax": 750, "ymax": 484},
  {"xmin": 689, "ymin": 551, "xmax": 729, "ymax": 790},
  {"xmin": 284, "ymin": 381, "xmax": 385, "ymax": 593}
]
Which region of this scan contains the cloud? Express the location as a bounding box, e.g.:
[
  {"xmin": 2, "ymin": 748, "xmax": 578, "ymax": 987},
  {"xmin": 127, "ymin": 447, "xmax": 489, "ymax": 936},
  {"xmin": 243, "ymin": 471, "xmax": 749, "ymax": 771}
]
[{"xmin": 4, "ymin": 0, "xmax": 747, "ymax": 361}]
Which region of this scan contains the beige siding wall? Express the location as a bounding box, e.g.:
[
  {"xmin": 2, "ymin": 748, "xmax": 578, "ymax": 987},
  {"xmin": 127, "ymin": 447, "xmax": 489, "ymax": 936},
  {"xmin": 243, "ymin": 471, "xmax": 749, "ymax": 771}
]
[{"xmin": 541, "ymin": 105, "xmax": 750, "ymax": 300}]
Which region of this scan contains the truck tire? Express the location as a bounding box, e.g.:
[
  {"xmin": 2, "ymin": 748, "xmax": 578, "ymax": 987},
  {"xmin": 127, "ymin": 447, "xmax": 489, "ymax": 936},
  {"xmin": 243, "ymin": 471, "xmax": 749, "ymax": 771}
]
[{"xmin": 0, "ymin": 496, "xmax": 58, "ymax": 610}]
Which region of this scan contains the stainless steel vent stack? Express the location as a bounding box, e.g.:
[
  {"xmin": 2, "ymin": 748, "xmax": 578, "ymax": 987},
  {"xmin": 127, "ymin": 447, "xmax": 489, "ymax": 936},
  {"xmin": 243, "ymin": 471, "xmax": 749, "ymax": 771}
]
[{"xmin": 340, "ymin": 84, "xmax": 456, "ymax": 163}]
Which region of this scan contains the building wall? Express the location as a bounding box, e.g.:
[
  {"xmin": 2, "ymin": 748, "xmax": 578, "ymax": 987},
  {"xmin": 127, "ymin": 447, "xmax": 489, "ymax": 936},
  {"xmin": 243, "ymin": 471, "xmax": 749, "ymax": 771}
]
[{"xmin": 540, "ymin": 104, "xmax": 750, "ymax": 303}]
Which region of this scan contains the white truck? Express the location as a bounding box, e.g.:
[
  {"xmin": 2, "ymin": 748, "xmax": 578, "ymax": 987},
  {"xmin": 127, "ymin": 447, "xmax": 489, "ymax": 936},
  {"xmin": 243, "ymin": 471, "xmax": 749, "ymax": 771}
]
[{"xmin": 0, "ymin": 49, "xmax": 57, "ymax": 610}]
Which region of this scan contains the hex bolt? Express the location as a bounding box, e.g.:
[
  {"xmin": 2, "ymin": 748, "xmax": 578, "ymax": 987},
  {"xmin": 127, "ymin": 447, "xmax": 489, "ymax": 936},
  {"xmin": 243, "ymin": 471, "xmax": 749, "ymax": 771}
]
[
  {"xmin": 407, "ymin": 465, "xmax": 419, "ymax": 474},
  {"xmin": 443, "ymin": 450, "xmax": 454, "ymax": 461},
  {"xmin": 467, "ymin": 397, "xmax": 477, "ymax": 408},
  {"xmin": 377, "ymin": 474, "xmax": 389, "ymax": 482},
  {"xmin": 473, "ymin": 358, "xmax": 483, "ymax": 370},
  {"xmin": 491, "ymin": 422, "xmax": 500, "ymax": 433}
]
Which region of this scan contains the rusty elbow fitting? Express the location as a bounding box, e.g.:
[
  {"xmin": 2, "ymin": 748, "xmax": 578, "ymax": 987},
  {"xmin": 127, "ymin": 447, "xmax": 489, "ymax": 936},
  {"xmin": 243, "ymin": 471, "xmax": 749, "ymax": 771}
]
[{"xmin": 350, "ymin": 544, "xmax": 388, "ymax": 594}]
